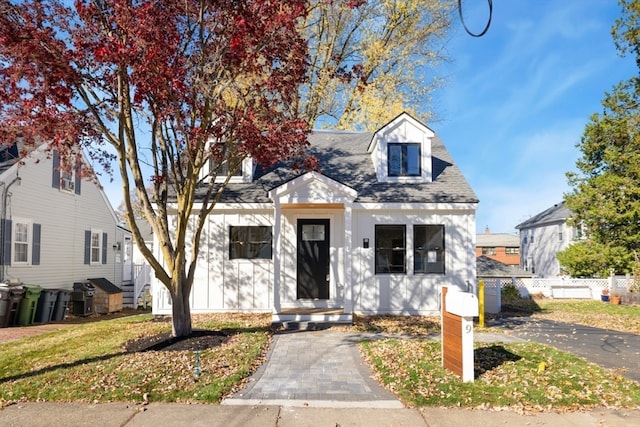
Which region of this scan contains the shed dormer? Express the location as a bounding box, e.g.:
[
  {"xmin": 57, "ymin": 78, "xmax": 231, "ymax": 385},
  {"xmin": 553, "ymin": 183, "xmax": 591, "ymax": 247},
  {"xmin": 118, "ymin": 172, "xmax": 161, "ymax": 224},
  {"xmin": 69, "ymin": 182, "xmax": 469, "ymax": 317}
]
[{"xmin": 367, "ymin": 113, "xmax": 434, "ymax": 183}]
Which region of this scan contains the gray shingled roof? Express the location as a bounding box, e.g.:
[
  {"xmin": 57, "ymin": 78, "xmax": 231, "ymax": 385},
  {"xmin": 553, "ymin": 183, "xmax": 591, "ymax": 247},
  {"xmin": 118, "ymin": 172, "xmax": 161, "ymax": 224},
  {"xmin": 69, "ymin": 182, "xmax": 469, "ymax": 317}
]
[
  {"xmin": 191, "ymin": 130, "xmax": 478, "ymax": 205},
  {"xmin": 87, "ymin": 278, "xmax": 122, "ymax": 294},
  {"xmin": 476, "ymin": 233, "xmax": 520, "ymax": 247},
  {"xmin": 515, "ymin": 202, "xmax": 571, "ymax": 229},
  {"xmin": 476, "ymin": 256, "xmax": 532, "ymax": 278}
]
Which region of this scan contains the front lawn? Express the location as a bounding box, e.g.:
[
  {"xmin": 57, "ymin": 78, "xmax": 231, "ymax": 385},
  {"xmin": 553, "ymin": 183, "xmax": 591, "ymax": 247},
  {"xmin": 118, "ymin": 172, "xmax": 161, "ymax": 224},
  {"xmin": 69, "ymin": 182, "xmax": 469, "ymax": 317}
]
[
  {"xmin": 360, "ymin": 338, "xmax": 640, "ymax": 411},
  {"xmin": 0, "ymin": 313, "xmax": 271, "ymax": 405}
]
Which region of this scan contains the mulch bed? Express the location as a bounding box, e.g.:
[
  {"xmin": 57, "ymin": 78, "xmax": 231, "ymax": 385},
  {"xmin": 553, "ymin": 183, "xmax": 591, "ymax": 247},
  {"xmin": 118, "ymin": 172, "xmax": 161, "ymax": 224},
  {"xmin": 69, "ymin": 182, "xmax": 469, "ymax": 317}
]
[{"xmin": 124, "ymin": 330, "xmax": 230, "ymax": 353}]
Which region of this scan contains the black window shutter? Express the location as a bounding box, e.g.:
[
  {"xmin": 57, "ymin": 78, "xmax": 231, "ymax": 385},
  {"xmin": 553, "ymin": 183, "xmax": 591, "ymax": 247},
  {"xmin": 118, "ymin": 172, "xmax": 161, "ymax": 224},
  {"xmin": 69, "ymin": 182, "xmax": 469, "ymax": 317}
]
[
  {"xmin": 32, "ymin": 223, "xmax": 41, "ymax": 265},
  {"xmin": 1, "ymin": 219, "xmax": 11, "ymax": 265},
  {"xmin": 52, "ymin": 150, "xmax": 60, "ymax": 189},
  {"xmin": 102, "ymin": 232, "xmax": 108, "ymax": 264},
  {"xmin": 84, "ymin": 230, "xmax": 91, "ymax": 264},
  {"xmin": 74, "ymin": 161, "xmax": 81, "ymax": 195}
]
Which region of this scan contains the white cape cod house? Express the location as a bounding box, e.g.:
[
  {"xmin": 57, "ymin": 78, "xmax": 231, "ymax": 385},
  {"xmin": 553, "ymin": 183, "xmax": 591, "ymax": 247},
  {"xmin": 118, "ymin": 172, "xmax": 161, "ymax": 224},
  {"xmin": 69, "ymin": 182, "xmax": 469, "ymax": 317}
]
[{"xmin": 152, "ymin": 113, "xmax": 478, "ymax": 322}]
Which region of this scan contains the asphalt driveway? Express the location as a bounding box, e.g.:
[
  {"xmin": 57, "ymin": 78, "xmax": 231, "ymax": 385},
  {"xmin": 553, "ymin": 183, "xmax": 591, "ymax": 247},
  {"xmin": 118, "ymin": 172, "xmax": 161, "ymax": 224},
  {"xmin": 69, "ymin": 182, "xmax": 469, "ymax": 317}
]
[{"xmin": 494, "ymin": 317, "xmax": 640, "ymax": 383}]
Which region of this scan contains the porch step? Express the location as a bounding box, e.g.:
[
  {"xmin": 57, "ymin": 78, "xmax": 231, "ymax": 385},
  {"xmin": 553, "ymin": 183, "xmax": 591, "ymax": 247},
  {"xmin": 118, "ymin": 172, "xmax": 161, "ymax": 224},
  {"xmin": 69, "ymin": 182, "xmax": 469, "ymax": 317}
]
[{"xmin": 271, "ymin": 313, "xmax": 352, "ymax": 330}]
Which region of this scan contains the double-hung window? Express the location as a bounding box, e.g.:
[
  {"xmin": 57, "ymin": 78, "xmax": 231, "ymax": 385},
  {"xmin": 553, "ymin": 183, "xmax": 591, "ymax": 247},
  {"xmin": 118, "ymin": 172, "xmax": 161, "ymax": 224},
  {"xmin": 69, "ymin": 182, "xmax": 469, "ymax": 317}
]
[
  {"xmin": 90, "ymin": 231, "xmax": 101, "ymax": 264},
  {"xmin": 5, "ymin": 219, "xmax": 41, "ymax": 266},
  {"xmin": 13, "ymin": 222, "xmax": 30, "ymax": 264},
  {"xmin": 388, "ymin": 143, "xmax": 420, "ymax": 176},
  {"xmin": 229, "ymin": 226, "xmax": 272, "ymax": 259},
  {"xmin": 375, "ymin": 225, "xmax": 406, "ymax": 274},
  {"xmin": 414, "ymin": 225, "xmax": 445, "ymax": 274},
  {"xmin": 84, "ymin": 229, "xmax": 107, "ymax": 265}
]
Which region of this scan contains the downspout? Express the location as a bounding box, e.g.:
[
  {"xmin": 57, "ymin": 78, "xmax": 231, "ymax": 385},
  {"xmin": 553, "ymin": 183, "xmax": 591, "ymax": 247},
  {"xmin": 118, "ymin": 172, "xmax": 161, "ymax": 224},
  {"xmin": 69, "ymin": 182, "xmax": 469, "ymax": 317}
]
[{"xmin": 0, "ymin": 175, "xmax": 22, "ymax": 282}]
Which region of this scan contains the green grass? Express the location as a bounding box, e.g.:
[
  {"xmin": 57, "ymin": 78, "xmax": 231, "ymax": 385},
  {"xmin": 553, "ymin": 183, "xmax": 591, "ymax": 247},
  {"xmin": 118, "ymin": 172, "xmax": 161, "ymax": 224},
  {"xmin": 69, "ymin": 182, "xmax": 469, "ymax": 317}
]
[
  {"xmin": 0, "ymin": 314, "xmax": 271, "ymax": 404},
  {"xmin": 3, "ymin": 302, "xmax": 640, "ymax": 409},
  {"xmin": 360, "ymin": 338, "xmax": 640, "ymax": 410},
  {"xmin": 504, "ymin": 299, "xmax": 640, "ymax": 335}
]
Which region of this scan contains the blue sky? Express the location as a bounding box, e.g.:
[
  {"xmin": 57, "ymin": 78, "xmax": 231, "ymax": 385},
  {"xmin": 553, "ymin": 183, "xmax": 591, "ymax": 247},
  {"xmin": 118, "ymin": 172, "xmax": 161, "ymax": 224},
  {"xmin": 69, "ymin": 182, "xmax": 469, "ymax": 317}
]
[
  {"xmin": 100, "ymin": 1, "xmax": 636, "ymax": 233},
  {"xmin": 434, "ymin": 0, "xmax": 637, "ymax": 234}
]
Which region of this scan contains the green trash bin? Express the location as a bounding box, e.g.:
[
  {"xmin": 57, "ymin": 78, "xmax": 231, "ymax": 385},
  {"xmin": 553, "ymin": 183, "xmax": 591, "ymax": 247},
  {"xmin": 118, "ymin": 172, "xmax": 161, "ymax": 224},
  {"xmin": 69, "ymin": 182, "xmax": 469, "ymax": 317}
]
[{"xmin": 18, "ymin": 285, "xmax": 42, "ymax": 326}]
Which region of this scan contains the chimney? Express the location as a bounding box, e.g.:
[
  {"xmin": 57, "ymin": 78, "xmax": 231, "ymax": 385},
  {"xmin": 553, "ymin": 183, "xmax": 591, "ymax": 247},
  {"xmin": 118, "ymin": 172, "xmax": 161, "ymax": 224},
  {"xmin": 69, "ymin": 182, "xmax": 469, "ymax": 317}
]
[{"xmin": 484, "ymin": 226, "xmax": 490, "ymax": 234}]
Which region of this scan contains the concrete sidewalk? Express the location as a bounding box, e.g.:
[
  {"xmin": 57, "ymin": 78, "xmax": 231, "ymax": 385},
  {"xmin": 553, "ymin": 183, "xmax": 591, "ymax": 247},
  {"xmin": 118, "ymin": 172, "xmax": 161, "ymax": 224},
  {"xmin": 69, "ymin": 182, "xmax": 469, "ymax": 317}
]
[{"xmin": 1, "ymin": 402, "xmax": 639, "ymax": 426}]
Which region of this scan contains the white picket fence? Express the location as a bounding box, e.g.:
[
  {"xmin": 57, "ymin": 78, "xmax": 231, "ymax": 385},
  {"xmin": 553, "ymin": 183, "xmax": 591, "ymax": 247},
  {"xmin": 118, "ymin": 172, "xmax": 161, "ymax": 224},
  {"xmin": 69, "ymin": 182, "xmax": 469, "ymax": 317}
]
[{"xmin": 479, "ymin": 276, "xmax": 636, "ymax": 301}]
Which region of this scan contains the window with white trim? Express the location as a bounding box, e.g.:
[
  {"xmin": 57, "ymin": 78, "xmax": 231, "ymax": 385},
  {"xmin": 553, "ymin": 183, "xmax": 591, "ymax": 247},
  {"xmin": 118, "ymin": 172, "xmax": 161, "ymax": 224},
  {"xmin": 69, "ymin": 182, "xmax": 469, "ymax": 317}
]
[
  {"xmin": 8, "ymin": 219, "xmax": 40, "ymax": 266},
  {"xmin": 209, "ymin": 142, "xmax": 242, "ymax": 179},
  {"xmin": 388, "ymin": 143, "xmax": 420, "ymax": 177},
  {"xmin": 52, "ymin": 150, "xmax": 81, "ymax": 194},
  {"xmin": 91, "ymin": 231, "xmax": 101, "ymax": 264},
  {"xmin": 13, "ymin": 221, "xmax": 30, "ymax": 264}
]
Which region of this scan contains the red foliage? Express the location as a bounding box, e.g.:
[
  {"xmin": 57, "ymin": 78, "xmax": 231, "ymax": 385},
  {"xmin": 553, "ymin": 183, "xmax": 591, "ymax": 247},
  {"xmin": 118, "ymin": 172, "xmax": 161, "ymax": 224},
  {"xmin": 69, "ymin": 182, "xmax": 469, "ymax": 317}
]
[{"xmin": 0, "ymin": 0, "xmax": 312, "ymax": 174}]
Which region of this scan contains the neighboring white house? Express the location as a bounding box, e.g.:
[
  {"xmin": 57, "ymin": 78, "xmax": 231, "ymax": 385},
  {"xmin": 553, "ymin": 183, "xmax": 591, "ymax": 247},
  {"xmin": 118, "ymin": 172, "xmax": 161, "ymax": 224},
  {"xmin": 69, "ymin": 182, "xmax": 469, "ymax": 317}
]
[
  {"xmin": 515, "ymin": 201, "xmax": 583, "ymax": 278},
  {"xmin": 0, "ymin": 142, "xmax": 130, "ymax": 292},
  {"xmin": 152, "ymin": 113, "xmax": 479, "ymax": 322}
]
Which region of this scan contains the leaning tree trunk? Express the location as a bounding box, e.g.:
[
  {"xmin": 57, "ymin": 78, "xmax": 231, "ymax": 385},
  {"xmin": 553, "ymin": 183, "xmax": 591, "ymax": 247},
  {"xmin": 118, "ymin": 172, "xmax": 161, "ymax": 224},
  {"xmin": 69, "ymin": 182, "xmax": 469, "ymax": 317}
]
[{"xmin": 170, "ymin": 273, "xmax": 193, "ymax": 337}]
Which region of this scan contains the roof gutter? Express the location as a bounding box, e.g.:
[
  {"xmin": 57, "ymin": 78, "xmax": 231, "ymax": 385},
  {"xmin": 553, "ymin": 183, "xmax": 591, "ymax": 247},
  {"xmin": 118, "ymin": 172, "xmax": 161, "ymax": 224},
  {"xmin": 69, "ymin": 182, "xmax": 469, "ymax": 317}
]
[{"xmin": 0, "ymin": 174, "xmax": 22, "ymax": 282}]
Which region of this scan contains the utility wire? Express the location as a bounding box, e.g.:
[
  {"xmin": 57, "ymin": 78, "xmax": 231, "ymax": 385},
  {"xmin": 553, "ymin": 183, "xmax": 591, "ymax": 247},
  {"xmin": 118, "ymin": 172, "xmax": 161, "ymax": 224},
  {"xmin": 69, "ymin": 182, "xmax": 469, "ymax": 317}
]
[{"xmin": 458, "ymin": 0, "xmax": 493, "ymax": 37}]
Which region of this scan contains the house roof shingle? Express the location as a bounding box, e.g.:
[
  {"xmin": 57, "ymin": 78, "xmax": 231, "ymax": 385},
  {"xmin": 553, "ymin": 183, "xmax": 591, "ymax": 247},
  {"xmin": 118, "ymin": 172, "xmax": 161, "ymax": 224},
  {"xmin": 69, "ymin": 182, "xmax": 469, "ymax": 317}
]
[
  {"xmin": 476, "ymin": 256, "xmax": 532, "ymax": 278},
  {"xmin": 515, "ymin": 202, "xmax": 571, "ymax": 230},
  {"xmin": 476, "ymin": 233, "xmax": 520, "ymax": 247},
  {"xmin": 192, "ymin": 130, "xmax": 478, "ymax": 205}
]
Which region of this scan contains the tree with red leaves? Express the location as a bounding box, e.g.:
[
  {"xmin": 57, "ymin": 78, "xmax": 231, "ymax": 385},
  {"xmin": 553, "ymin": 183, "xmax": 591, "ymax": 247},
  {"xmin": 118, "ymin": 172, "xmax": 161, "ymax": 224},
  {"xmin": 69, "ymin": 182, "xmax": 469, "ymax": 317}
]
[{"xmin": 0, "ymin": 0, "xmax": 310, "ymax": 337}]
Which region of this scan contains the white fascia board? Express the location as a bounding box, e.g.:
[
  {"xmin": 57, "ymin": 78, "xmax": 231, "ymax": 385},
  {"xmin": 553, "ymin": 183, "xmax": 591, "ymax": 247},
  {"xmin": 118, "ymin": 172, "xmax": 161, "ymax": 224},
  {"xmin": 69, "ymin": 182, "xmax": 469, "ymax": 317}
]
[
  {"xmin": 268, "ymin": 171, "xmax": 357, "ymax": 202},
  {"xmin": 165, "ymin": 202, "xmax": 274, "ymax": 212},
  {"xmin": 351, "ymin": 202, "xmax": 478, "ymax": 212}
]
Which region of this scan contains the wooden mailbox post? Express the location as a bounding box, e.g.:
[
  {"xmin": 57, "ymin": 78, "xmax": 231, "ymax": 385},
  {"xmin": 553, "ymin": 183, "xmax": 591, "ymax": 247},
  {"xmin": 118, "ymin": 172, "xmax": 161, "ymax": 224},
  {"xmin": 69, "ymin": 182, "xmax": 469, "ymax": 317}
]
[{"xmin": 441, "ymin": 286, "xmax": 478, "ymax": 383}]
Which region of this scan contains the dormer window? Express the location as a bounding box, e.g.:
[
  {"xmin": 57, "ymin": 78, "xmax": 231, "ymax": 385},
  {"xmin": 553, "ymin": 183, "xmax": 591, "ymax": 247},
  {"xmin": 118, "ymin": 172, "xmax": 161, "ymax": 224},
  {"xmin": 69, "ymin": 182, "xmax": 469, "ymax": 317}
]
[
  {"xmin": 388, "ymin": 143, "xmax": 420, "ymax": 177},
  {"xmin": 368, "ymin": 113, "xmax": 433, "ymax": 183},
  {"xmin": 202, "ymin": 141, "xmax": 254, "ymax": 183},
  {"xmin": 209, "ymin": 143, "xmax": 241, "ymax": 177}
]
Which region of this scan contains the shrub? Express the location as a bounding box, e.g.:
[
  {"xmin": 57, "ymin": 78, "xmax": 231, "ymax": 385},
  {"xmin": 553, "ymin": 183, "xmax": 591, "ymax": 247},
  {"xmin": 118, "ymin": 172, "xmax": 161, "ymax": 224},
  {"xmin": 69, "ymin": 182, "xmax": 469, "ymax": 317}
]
[{"xmin": 501, "ymin": 283, "xmax": 522, "ymax": 303}]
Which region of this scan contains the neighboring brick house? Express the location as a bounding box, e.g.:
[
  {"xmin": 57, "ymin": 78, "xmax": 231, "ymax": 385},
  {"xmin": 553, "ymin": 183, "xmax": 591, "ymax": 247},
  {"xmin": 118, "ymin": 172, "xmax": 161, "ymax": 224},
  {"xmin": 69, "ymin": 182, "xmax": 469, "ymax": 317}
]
[
  {"xmin": 475, "ymin": 228, "xmax": 520, "ymax": 267},
  {"xmin": 515, "ymin": 202, "xmax": 583, "ymax": 278}
]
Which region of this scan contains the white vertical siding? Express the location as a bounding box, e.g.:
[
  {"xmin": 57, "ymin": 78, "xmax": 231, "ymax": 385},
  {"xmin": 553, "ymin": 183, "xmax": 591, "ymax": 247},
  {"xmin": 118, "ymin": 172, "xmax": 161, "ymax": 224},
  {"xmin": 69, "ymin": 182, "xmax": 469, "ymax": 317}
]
[
  {"xmin": 153, "ymin": 209, "xmax": 274, "ymax": 315},
  {"xmin": 152, "ymin": 203, "xmax": 476, "ymax": 316},
  {"xmin": 351, "ymin": 207, "xmax": 476, "ymax": 315}
]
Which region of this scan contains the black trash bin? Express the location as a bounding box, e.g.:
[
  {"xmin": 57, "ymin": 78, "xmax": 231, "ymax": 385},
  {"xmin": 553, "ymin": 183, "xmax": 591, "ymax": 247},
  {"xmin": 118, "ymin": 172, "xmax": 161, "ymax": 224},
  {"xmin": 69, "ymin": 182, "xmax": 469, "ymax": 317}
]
[
  {"xmin": 0, "ymin": 284, "xmax": 10, "ymax": 328},
  {"xmin": 5, "ymin": 285, "xmax": 24, "ymax": 327},
  {"xmin": 72, "ymin": 282, "xmax": 95, "ymax": 316},
  {"xmin": 52, "ymin": 289, "xmax": 71, "ymax": 321},
  {"xmin": 35, "ymin": 289, "xmax": 59, "ymax": 323}
]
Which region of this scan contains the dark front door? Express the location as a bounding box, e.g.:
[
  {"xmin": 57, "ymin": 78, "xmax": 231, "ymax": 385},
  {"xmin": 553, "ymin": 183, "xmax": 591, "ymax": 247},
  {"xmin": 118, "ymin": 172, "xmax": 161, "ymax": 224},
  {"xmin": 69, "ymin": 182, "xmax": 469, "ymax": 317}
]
[{"xmin": 297, "ymin": 219, "xmax": 330, "ymax": 299}]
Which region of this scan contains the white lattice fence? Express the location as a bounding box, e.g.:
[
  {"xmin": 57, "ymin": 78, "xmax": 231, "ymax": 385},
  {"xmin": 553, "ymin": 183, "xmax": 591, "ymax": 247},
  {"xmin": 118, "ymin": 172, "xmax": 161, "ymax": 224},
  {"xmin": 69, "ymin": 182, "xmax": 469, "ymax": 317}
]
[{"xmin": 478, "ymin": 277, "xmax": 619, "ymax": 300}]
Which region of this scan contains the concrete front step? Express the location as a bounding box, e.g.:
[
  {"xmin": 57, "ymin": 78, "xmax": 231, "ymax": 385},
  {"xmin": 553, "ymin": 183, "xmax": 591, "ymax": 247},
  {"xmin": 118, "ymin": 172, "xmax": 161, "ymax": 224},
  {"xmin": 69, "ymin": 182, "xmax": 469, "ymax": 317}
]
[{"xmin": 272, "ymin": 313, "xmax": 353, "ymax": 330}]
